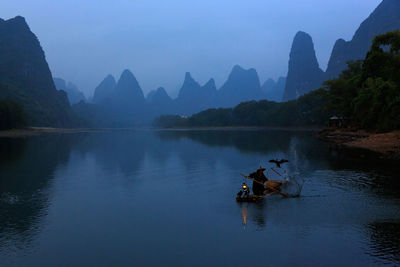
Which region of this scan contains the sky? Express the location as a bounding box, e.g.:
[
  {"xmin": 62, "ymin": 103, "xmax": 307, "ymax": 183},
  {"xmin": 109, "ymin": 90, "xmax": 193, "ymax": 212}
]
[{"xmin": 1, "ymin": 0, "xmax": 382, "ymax": 98}]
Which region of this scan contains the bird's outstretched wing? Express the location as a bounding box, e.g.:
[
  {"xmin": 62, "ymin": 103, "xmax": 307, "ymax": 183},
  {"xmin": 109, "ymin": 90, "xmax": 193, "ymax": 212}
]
[{"xmin": 269, "ymin": 159, "xmax": 289, "ymax": 168}]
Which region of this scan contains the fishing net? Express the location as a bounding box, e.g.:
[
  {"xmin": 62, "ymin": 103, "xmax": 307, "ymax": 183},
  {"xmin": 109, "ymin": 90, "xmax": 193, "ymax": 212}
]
[{"xmin": 280, "ymin": 173, "xmax": 304, "ymax": 197}]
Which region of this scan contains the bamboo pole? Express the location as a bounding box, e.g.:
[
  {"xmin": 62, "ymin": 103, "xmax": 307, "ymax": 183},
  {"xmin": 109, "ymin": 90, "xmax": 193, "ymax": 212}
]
[{"xmin": 240, "ymin": 174, "xmax": 290, "ymax": 198}]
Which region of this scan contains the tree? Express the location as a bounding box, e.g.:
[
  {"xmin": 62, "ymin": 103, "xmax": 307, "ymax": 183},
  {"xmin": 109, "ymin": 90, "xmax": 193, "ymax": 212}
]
[
  {"xmin": 0, "ymin": 99, "xmax": 28, "ymax": 130},
  {"xmin": 324, "ymin": 31, "xmax": 400, "ymax": 131}
]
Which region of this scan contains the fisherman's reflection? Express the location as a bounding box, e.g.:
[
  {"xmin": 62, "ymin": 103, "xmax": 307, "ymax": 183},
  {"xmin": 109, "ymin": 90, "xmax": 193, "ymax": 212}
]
[{"xmin": 239, "ymin": 203, "xmax": 266, "ymax": 230}]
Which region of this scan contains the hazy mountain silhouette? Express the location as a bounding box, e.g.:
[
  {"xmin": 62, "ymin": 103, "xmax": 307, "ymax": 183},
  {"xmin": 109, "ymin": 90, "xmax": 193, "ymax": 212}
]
[
  {"xmin": 261, "ymin": 77, "xmax": 286, "ymax": 102},
  {"xmin": 216, "ymin": 65, "xmax": 263, "ymax": 108},
  {"xmin": 202, "ymin": 78, "xmax": 218, "ymax": 103},
  {"xmin": 74, "ymin": 69, "xmax": 149, "ymax": 127},
  {"xmin": 147, "ymin": 87, "xmax": 174, "ymax": 115},
  {"xmin": 174, "ymin": 73, "xmax": 217, "ymax": 115},
  {"xmin": 325, "ymin": 0, "xmax": 400, "ymax": 79},
  {"xmin": 77, "ymin": 65, "xmax": 281, "ymax": 125},
  {"xmin": 0, "ymin": 16, "xmax": 79, "ymax": 126},
  {"xmin": 105, "ymin": 69, "xmax": 148, "ymax": 125},
  {"xmin": 92, "ymin": 74, "xmax": 116, "ymax": 104},
  {"xmin": 112, "ymin": 69, "xmax": 145, "ymax": 106},
  {"xmin": 175, "ymin": 72, "xmax": 202, "ymax": 114},
  {"xmin": 53, "ymin": 78, "xmax": 86, "ymax": 105},
  {"xmin": 282, "ymin": 31, "xmax": 324, "ymax": 101}
]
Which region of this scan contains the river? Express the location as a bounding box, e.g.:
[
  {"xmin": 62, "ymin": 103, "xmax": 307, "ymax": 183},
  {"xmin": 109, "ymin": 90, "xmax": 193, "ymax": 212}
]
[{"xmin": 0, "ymin": 129, "xmax": 399, "ymax": 266}]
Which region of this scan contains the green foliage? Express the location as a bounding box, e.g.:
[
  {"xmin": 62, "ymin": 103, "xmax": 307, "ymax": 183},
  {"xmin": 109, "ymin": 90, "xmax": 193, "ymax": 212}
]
[
  {"xmin": 153, "ymin": 89, "xmax": 330, "ymax": 128},
  {"xmin": 364, "ymin": 31, "xmax": 400, "ymax": 85},
  {"xmin": 353, "ymin": 78, "xmax": 400, "ymax": 130},
  {"xmin": 0, "ymin": 99, "xmax": 28, "ymax": 130},
  {"xmin": 152, "ymin": 115, "xmax": 188, "ymax": 128},
  {"xmin": 189, "ymin": 108, "xmax": 234, "ymax": 127},
  {"xmin": 324, "ymin": 61, "xmax": 363, "ymax": 118},
  {"xmin": 325, "ymin": 31, "xmax": 400, "ymax": 131}
]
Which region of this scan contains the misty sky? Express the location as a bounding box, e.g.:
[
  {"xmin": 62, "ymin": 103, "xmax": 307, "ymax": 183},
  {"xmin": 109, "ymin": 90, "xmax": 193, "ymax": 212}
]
[{"xmin": 1, "ymin": 0, "xmax": 381, "ymax": 98}]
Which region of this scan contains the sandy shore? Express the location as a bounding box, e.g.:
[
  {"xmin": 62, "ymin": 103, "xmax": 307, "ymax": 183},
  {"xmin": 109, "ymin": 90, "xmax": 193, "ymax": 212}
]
[{"xmin": 318, "ymin": 128, "xmax": 400, "ymax": 158}]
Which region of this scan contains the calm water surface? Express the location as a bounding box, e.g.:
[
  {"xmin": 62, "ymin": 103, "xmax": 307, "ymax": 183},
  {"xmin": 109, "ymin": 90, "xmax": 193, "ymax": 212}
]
[{"xmin": 0, "ymin": 130, "xmax": 399, "ymax": 266}]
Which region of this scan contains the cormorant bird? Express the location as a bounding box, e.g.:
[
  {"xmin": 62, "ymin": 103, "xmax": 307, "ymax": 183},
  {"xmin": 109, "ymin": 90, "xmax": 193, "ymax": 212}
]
[{"xmin": 269, "ymin": 159, "xmax": 289, "ymax": 168}]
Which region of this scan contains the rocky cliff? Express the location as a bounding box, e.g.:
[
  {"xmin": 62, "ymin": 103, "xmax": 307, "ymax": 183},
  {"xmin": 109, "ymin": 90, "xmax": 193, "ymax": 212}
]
[
  {"xmin": 325, "ymin": 0, "xmax": 400, "ymax": 79},
  {"xmin": 0, "ymin": 16, "xmax": 79, "ymax": 126},
  {"xmin": 282, "ymin": 31, "xmax": 324, "ymax": 101}
]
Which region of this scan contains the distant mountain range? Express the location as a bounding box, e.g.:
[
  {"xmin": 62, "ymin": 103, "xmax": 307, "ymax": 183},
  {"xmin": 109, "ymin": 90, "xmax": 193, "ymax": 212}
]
[
  {"xmin": 84, "ymin": 0, "xmax": 400, "ymax": 124},
  {"xmin": 82, "ymin": 64, "xmax": 282, "ymax": 126},
  {"xmin": 70, "ymin": 0, "xmax": 400, "ymax": 126},
  {"xmin": 1, "ymin": 0, "xmax": 398, "ymax": 127}
]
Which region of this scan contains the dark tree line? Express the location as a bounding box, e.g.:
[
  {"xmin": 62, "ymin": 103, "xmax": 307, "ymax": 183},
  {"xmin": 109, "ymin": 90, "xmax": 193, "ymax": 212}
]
[
  {"xmin": 153, "ymin": 89, "xmax": 329, "ymax": 128},
  {"xmin": 0, "ymin": 99, "xmax": 27, "ymax": 130}
]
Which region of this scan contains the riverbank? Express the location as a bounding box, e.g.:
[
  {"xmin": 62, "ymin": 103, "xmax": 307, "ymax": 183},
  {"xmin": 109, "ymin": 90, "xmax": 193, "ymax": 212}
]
[
  {"xmin": 157, "ymin": 126, "xmax": 323, "ymax": 131},
  {"xmin": 1, "ymin": 126, "xmax": 323, "ymax": 138},
  {"xmin": 318, "ymin": 128, "xmax": 400, "ymax": 159},
  {"xmin": 0, "ymin": 127, "xmax": 103, "ymax": 138}
]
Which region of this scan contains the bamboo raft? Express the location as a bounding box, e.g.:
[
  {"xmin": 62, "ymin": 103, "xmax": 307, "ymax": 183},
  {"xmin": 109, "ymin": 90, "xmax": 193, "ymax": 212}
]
[{"xmin": 236, "ymin": 180, "xmax": 287, "ymax": 202}]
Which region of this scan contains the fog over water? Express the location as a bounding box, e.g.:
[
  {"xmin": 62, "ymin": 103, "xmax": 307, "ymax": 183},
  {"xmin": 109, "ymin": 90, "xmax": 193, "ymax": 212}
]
[{"xmin": 1, "ymin": 0, "xmax": 381, "ymax": 97}]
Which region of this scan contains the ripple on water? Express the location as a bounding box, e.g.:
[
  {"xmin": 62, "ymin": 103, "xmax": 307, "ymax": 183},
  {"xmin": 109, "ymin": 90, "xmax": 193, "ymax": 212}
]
[{"xmin": 363, "ymin": 221, "xmax": 400, "ymax": 265}]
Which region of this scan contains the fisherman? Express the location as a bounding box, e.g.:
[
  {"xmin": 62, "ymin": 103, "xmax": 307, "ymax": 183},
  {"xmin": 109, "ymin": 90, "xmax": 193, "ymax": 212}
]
[
  {"xmin": 237, "ymin": 182, "xmax": 250, "ymax": 199},
  {"xmin": 248, "ymin": 167, "xmax": 268, "ymax": 195},
  {"xmin": 242, "ymin": 182, "xmax": 250, "ymax": 198}
]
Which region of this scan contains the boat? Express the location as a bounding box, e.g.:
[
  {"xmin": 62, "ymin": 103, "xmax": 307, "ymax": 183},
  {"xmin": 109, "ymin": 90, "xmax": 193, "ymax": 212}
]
[
  {"xmin": 236, "ymin": 159, "xmax": 291, "ymax": 202},
  {"xmin": 236, "ymin": 180, "xmax": 285, "ymax": 202}
]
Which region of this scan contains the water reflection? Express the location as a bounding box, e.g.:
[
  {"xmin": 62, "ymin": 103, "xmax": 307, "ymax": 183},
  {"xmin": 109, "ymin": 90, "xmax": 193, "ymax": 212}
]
[
  {"xmin": 0, "ymin": 130, "xmax": 399, "ymax": 266},
  {"xmin": 0, "ymin": 135, "xmax": 81, "ymax": 248},
  {"xmin": 238, "ymin": 203, "xmax": 267, "ymax": 230},
  {"xmin": 73, "ymin": 131, "xmax": 148, "ymax": 177},
  {"xmin": 240, "ymin": 204, "xmax": 248, "ymax": 227},
  {"xmin": 154, "ymin": 129, "xmax": 293, "ymax": 154}
]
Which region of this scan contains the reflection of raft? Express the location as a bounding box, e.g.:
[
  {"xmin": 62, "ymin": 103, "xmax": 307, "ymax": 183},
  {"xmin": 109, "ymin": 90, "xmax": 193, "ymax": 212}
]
[
  {"xmin": 236, "ymin": 195, "xmax": 264, "ymax": 203},
  {"xmin": 236, "ymin": 180, "xmax": 285, "ymax": 202}
]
